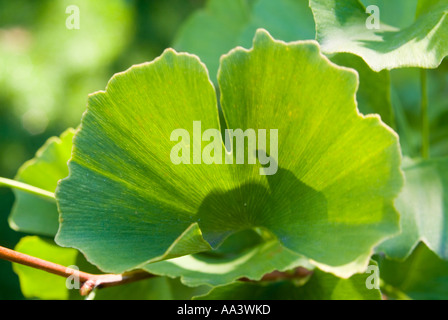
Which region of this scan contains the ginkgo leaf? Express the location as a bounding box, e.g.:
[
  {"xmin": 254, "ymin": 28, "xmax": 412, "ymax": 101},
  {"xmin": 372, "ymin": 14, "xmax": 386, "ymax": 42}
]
[
  {"xmin": 310, "ymin": 0, "xmax": 448, "ymax": 71},
  {"xmin": 8, "ymin": 129, "xmax": 75, "ymax": 237},
  {"xmin": 194, "ymin": 263, "xmax": 381, "ymax": 300},
  {"xmin": 377, "ymin": 157, "xmax": 448, "ymax": 260},
  {"xmin": 55, "ymin": 29, "xmax": 403, "ymax": 279}
]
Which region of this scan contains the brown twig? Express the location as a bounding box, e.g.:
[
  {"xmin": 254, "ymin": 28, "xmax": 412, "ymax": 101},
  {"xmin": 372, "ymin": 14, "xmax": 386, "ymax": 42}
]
[
  {"xmin": 0, "ymin": 244, "xmax": 313, "ymax": 296},
  {"xmin": 0, "ymin": 245, "xmax": 154, "ymax": 296}
]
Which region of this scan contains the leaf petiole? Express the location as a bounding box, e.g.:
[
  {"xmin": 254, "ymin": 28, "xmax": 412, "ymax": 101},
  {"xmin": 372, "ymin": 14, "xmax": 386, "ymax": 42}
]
[{"xmin": 0, "ymin": 177, "xmax": 55, "ymax": 201}]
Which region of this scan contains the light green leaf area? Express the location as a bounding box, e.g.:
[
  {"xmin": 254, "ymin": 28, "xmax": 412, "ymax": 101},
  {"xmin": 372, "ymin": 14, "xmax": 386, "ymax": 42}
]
[
  {"xmin": 144, "ymin": 230, "xmax": 313, "ymax": 287},
  {"xmin": 8, "ymin": 129, "xmax": 75, "ymax": 237},
  {"xmin": 310, "ymin": 0, "xmax": 448, "ymax": 71},
  {"xmin": 173, "ymin": 0, "xmax": 315, "ymax": 81},
  {"xmin": 13, "ymin": 236, "xmax": 207, "ymax": 300},
  {"xmin": 56, "ymin": 29, "xmax": 403, "ymax": 279},
  {"xmin": 194, "ymin": 263, "xmax": 381, "ymax": 300},
  {"xmin": 378, "ymin": 158, "xmax": 448, "ymax": 260},
  {"xmin": 379, "ymin": 242, "xmax": 448, "ymax": 300}
]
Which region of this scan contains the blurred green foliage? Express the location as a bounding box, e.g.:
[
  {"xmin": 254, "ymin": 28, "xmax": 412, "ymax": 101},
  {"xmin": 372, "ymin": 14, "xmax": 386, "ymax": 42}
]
[
  {"xmin": 0, "ymin": 0, "xmax": 205, "ymax": 299},
  {"xmin": 0, "ymin": 0, "xmax": 447, "ymax": 300}
]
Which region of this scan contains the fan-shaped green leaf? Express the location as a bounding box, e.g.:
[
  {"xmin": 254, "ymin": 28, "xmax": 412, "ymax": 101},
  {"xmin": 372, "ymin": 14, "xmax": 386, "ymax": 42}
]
[{"xmin": 56, "ymin": 29, "xmax": 403, "ymax": 278}]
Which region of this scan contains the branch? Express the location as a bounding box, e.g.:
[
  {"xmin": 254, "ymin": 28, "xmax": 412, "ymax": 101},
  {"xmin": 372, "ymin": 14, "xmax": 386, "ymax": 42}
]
[
  {"xmin": 0, "ymin": 244, "xmax": 313, "ymax": 297},
  {"xmin": 0, "ymin": 245, "xmax": 153, "ymax": 296}
]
